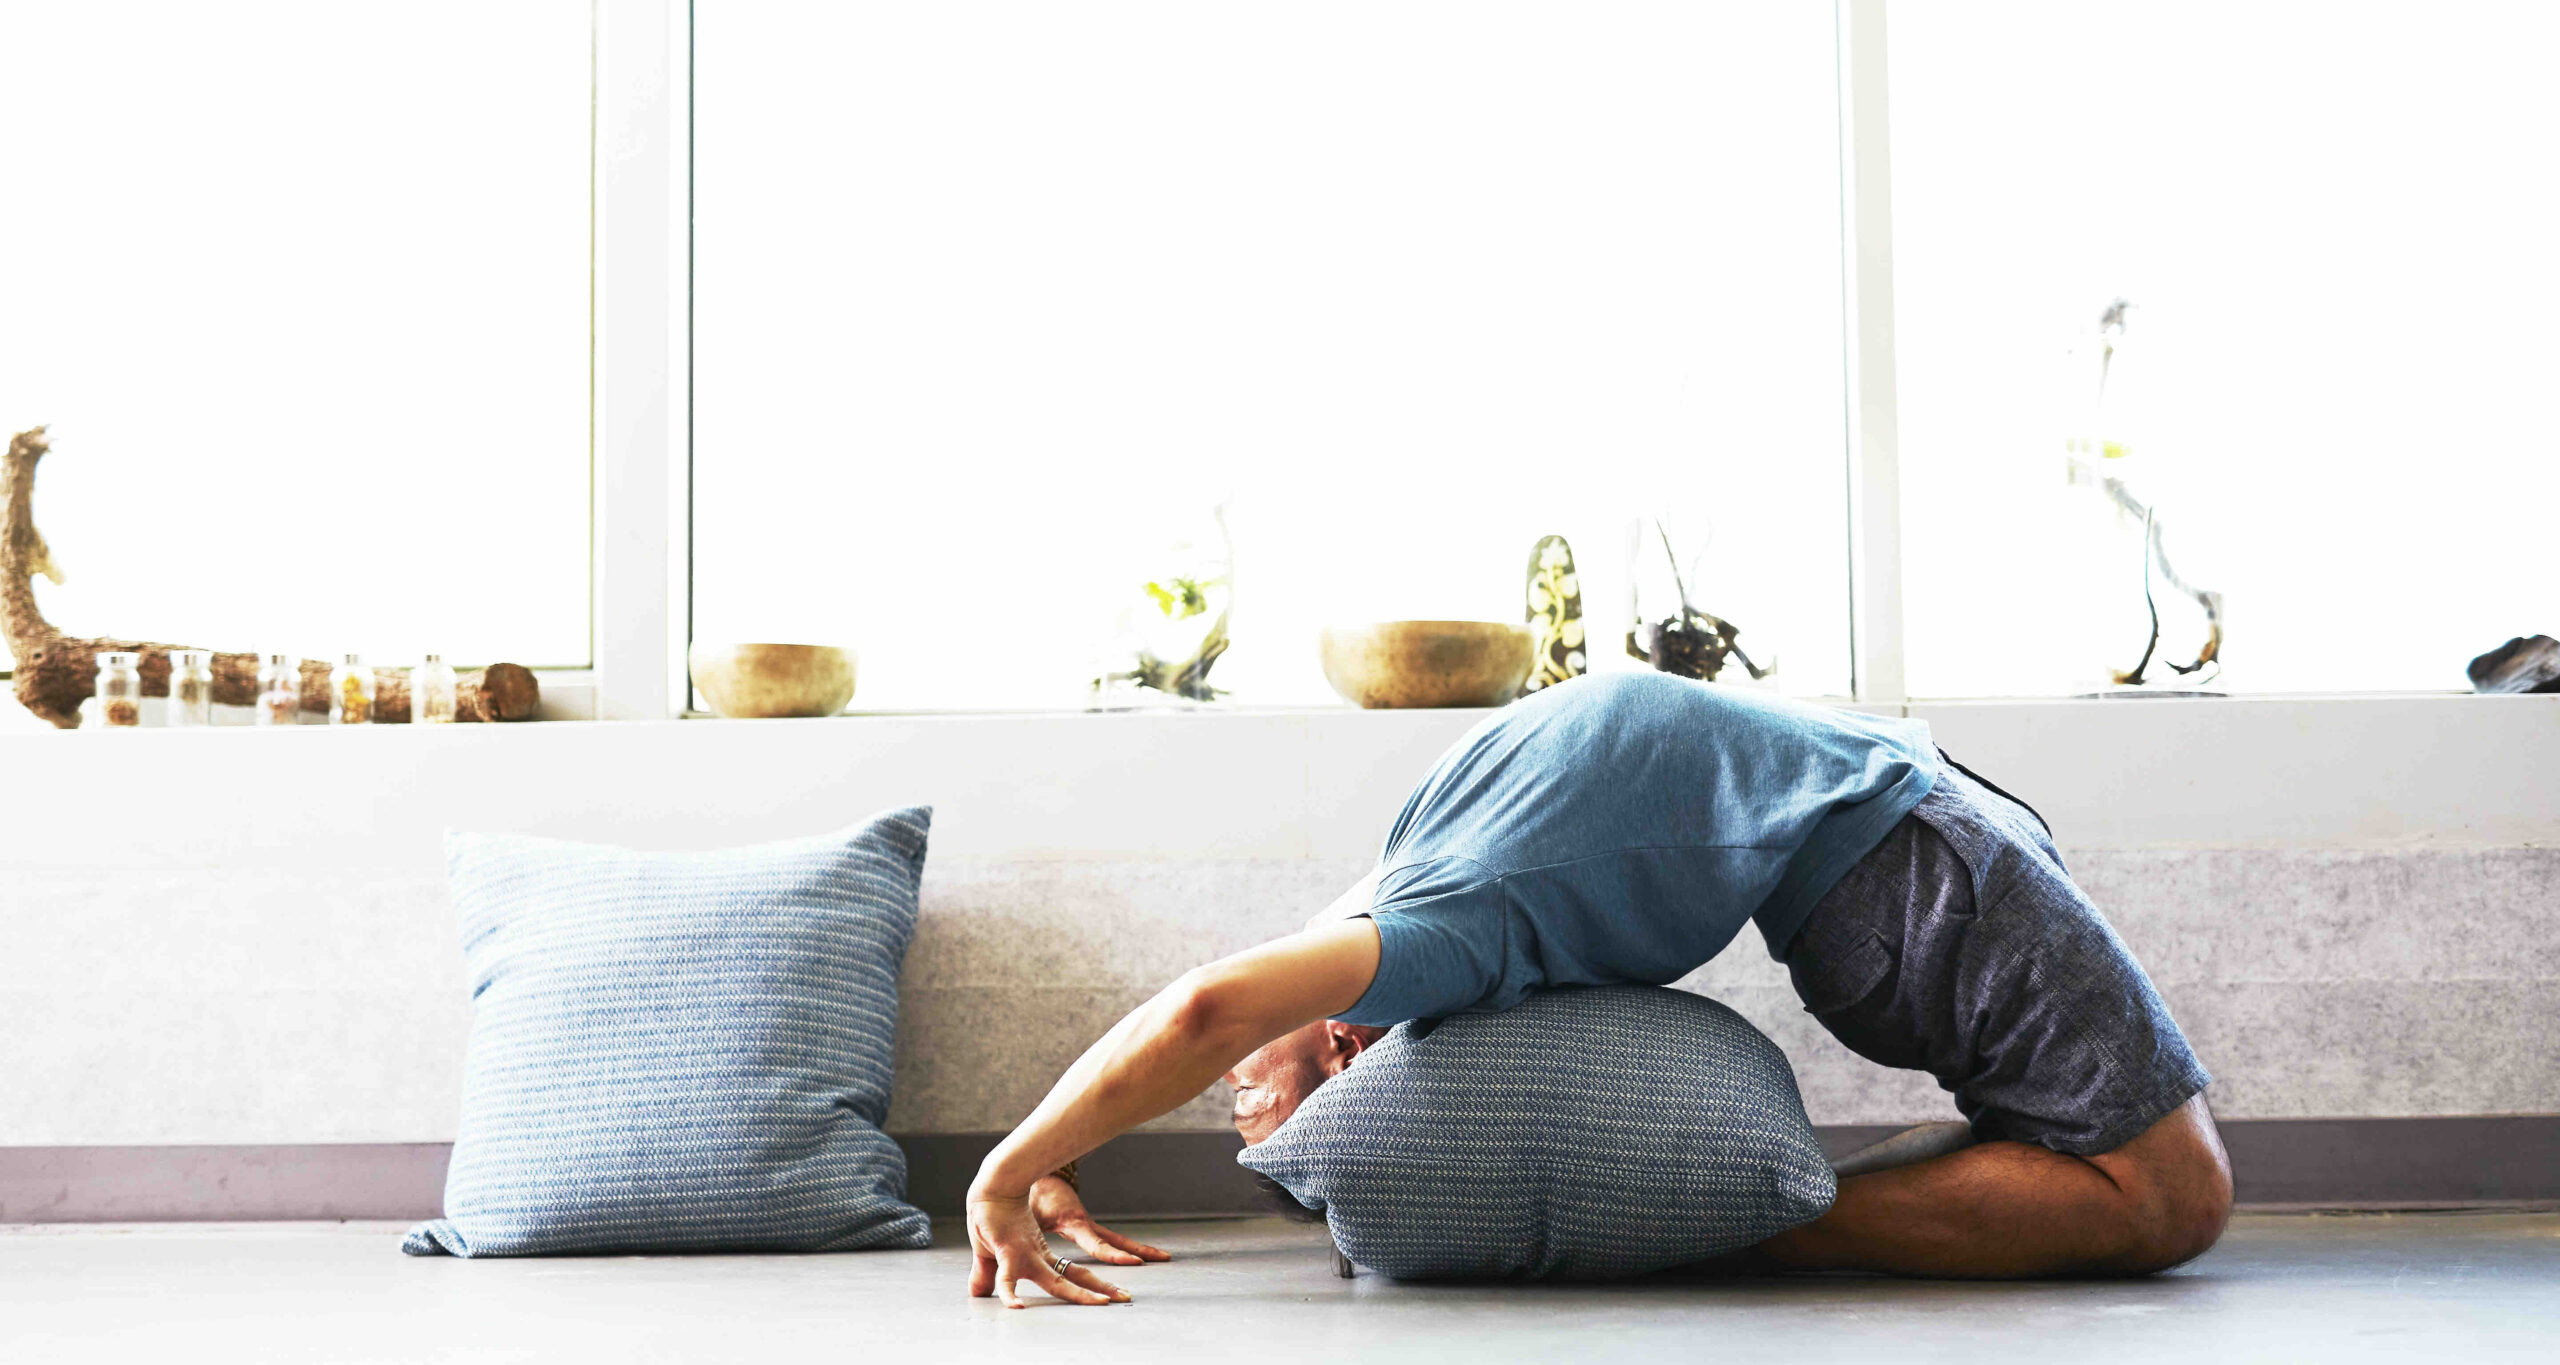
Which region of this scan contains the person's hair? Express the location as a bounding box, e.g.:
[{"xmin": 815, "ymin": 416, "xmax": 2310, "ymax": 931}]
[{"xmin": 1251, "ymin": 1172, "xmax": 1327, "ymax": 1224}]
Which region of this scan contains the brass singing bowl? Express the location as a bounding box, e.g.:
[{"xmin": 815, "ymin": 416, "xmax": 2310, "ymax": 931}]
[
  {"xmin": 689, "ymin": 643, "xmax": 858, "ymax": 719},
  {"xmin": 1319, "ymin": 621, "xmax": 1536, "ymax": 709}
]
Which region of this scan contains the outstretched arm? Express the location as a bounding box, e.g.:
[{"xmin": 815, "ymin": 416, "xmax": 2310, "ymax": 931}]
[{"xmin": 965, "ymin": 916, "xmax": 1383, "ymax": 1307}]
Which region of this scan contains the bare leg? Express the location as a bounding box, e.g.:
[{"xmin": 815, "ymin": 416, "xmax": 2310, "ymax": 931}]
[{"xmin": 1762, "ymin": 1096, "xmax": 2232, "ymax": 1278}]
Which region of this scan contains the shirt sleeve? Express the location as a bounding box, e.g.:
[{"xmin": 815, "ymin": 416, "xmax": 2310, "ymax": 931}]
[{"xmin": 1331, "ymin": 882, "xmax": 1515, "ymax": 1027}]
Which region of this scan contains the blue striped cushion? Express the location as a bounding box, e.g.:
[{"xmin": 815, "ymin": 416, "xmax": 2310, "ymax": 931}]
[
  {"xmin": 1239, "ymin": 985, "xmax": 1835, "ymax": 1280},
  {"xmin": 401, "ymin": 808, "xmax": 934, "ymax": 1257}
]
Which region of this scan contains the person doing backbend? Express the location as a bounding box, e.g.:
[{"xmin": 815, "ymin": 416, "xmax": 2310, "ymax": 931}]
[{"xmin": 966, "ymin": 671, "xmax": 2231, "ymax": 1307}]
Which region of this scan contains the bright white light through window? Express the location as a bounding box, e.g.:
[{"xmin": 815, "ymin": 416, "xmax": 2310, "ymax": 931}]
[
  {"xmin": 1891, "ymin": 0, "xmax": 2560, "ymax": 696},
  {"xmin": 0, "ymin": 2, "xmax": 591, "ymax": 685},
  {"xmin": 694, "ymin": 1, "xmax": 1851, "ymax": 709}
]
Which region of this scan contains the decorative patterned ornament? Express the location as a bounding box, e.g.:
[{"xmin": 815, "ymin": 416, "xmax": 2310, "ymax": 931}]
[{"xmin": 1521, "ymin": 534, "xmax": 1587, "ymax": 695}]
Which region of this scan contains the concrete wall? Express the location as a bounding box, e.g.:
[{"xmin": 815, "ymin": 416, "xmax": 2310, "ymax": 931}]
[{"xmin": 2, "ymin": 695, "xmax": 2555, "ymax": 1150}]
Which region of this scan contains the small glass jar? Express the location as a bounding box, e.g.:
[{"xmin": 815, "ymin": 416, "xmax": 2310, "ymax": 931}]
[
  {"xmin": 257, "ymin": 654, "xmax": 302, "ymax": 726},
  {"xmin": 95, "ymin": 651, "xmax": 144, "ymax": 728},
  {"xmin": 168, "ymin": 650, "xmax": 215, "ymax": 727},
  {"xmin": 413, "ymin": 654, "xmax": 459, "ymax": 724},
  {"xmin": 330, "ymin": 654, "xmax": 375, "ymax": 725}
]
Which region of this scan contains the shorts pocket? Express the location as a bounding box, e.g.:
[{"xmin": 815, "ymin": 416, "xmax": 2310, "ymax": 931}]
[{"xmin": 1789, "ymin": 927, "xmax": 1896, "ymax": 1017}]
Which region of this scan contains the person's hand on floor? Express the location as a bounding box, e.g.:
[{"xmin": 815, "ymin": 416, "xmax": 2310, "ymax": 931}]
[
  {"xmin": 966, "ymin": 1188, "xmax": 1133, "ymax": 1308},
  {"xmin": 1030, "ymin": 1172, "xmax": 1171, "ymax": 1268}
]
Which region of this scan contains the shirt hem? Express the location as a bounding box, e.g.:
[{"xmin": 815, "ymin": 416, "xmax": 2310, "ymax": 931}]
[{"xmin": 1753, "ymin": 763, "xmax": 1939, "ymax": 962}]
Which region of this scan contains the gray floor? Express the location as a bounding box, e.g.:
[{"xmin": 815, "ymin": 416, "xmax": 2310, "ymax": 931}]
[{"xmin": 5, "ymin": 1213, "xmax": 2556, "ymax": 1364}]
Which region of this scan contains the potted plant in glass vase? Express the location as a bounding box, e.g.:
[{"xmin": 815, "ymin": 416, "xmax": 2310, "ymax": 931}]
[
  {"xmin": 1626, "ymin": 516, "xmax": 1774, "ymax": 684},
  {"xmin": 1089, "ymin": 506, "xmax": 1234, "ymax": 709}
]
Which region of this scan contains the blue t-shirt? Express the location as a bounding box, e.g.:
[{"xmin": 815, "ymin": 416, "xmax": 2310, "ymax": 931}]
[{"xmin": 1336, "ymin": 671, "xmax": 1937, "ymax": 1027}]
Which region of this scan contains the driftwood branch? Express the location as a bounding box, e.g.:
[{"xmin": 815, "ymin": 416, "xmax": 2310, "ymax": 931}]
[{"xmin": 5, "ymin": 426, "xmax": 540, "ymax": 728}]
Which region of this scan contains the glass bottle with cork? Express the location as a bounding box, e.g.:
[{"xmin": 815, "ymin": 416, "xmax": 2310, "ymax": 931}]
[
  {"xmin": 331, "ymin": 654, "xmax": 375, "ymax": 725},
  {"xmin": 95, "ymin": 651, "xmax": 143, "ymax": 728},
  {"xmin": 413, "ymin": 654, "xmax": 459, "ymax": 724},
  {"xmin": 168, "ymin": 650, "xmax": 214, "ymax": 727},
  {"xmin": 257, "ymin": 654, "xmax": 302, "ymax": 726}
]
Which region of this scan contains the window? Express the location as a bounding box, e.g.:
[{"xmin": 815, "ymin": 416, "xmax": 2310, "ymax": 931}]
[
  {"xmin": 693, "ymin": 1, "xmax": 1852, "ymax": 710},
  {"xmin": 0, "ymin": 2, "xmax": 592, "ymax": 687},
  {"xmin": 1891, "ymin": 0, "xmax": 2560, "ymax": 696},
  {"xmin": 12, "ymin": 5, "xmax": 2540, "ymax": 726}
]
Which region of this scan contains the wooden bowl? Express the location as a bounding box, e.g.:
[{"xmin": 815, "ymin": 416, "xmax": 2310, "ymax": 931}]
[
  {"xmin": 1320, "ymin": 621, "xmax": 1535, "ymax": 709},
  {"xmin": 689, "ymin": 643, "xmax": 858, "ymax": 718}
]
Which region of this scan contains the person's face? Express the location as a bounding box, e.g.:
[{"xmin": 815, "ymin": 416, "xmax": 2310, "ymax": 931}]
[{"xmin": 1225, "ymin": 1020, "xmax": 1378, "ymax": 1145}]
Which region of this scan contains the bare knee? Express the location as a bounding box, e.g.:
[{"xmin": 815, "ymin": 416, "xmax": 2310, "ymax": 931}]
[
  {"xmin": 2093, "ymin": 1097, "xmax": 2234, "ymax": 1275},
  {"xmin": 2113, "ymin": 1163, "xmax": 2231, "ymax": 1273}
]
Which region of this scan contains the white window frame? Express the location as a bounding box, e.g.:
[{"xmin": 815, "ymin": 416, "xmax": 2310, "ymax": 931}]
[
  {"xmin": 1837, "ymin": 0, "xmax": 1905, "ymax": 707},
  {"xmin": 591, "ymin": 0, "xmax": 692, "ymax": 721}
]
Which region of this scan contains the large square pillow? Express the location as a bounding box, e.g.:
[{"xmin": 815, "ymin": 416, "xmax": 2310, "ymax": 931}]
[
  {"xmin": 1240, "ymin": 984, "xmax": 1835, "ymax": 1280},
  {"xmin": 402, "ymin": 807, "xmax": 935, "ymax": 1257}
]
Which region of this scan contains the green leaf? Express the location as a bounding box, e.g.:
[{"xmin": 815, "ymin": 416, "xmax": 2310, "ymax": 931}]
[{"xmin": 1146, "ymin": 577, "xmax": 1209, "ymax": 620}]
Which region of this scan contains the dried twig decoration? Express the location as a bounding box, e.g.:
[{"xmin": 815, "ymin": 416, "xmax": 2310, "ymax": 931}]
[{"xmin": 4, "ymin": 426, "xmax": 539, "ymax": 727}]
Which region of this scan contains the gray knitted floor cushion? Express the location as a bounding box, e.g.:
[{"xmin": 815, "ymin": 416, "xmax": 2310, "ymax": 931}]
[
  {"xmin": 402, "ymin": 808, "xmax": 935, "ymax": 1257},
  {"xmin": 1240, "ymin": 984, "xmax": 1835, "ymax": 1280}
]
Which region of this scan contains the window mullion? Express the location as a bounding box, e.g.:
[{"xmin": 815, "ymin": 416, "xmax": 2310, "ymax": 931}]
[
  {"xmin": 592, "ymin": 0, "xmax": 690, "ymax": 720},
  {"xmin": 1838, "ymin": 0, "xmax": 1908, "ymax": 709}
]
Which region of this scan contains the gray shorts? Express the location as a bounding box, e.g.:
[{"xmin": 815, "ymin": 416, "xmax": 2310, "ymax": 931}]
[{"xmin": 1782, "ymin": 756, "xmax": 2211, "ymax": 1156}]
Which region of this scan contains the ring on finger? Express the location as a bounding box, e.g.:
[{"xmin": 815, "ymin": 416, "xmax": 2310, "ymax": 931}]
[{"xmin": 1049, "ymin": 1255, "xmax": 1072, "ymax": 1275}]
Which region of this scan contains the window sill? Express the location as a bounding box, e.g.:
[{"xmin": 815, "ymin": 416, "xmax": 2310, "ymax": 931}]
[{"xmin": 1, "ymin": 689, "xmax": 2547, "ymax": 860}]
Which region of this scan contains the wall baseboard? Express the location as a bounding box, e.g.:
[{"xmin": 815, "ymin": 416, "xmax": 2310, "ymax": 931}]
[
  {"xmin": 0, "ymin": 1142, "xmax": 453, "ymax": 1224},
  {"xmin": 6, "ymin": 1117, "xmax": 2554, "ymax": 1224}
]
